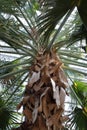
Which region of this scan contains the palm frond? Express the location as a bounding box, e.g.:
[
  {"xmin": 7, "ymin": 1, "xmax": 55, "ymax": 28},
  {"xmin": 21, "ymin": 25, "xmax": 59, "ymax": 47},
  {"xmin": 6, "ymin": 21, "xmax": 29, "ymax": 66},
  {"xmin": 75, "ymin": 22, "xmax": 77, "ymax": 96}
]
[
  {"xmin": 38, "ymin": 0, "xmax": 75, "ymax": 39},
  {"xmin": 78, "ymin": 0, "xmax": 87, "ymax": 29},
  {"xmin": 0, "ymin": 0, "xmax": 27, "ymax": 14},
  {"xmin": 66, "ymin": 107, "xmax": 87, "ymax": 130},
  {"xmin": 0, "ymin": 98, "xmax": 21, "ymax": 130},
  {"xmin": 38, "ymin": 0, "xmax": 87, "ymax": 37}
]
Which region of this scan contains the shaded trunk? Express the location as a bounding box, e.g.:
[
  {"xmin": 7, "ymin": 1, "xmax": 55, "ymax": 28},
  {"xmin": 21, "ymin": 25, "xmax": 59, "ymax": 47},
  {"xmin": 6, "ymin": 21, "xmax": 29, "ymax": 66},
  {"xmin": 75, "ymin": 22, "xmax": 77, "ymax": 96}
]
[{"xmin": 13, "ymin": 48, "xmax": 69, "ymax": 130}]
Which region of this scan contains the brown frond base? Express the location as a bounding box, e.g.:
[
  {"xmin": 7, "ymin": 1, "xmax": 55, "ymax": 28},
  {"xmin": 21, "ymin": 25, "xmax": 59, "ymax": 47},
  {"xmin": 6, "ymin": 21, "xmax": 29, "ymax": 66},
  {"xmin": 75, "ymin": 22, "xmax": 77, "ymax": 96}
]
[{"xmin": 14, "ymin": 48, "xmax": 69, "ymax": 130}]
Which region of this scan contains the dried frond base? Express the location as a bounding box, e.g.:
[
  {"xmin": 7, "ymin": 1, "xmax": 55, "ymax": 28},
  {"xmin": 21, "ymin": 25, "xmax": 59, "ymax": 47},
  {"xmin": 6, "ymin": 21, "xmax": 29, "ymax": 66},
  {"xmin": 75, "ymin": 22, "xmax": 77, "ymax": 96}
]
[{"xmin": 14, "ymin": 48, "xmax": 69, "ymax": 130}]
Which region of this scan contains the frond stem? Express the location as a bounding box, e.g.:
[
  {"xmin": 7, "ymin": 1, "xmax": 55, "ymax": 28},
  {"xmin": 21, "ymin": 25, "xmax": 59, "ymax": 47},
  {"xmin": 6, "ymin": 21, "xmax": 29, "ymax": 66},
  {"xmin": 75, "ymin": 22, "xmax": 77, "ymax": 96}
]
[{"xmin": 47, "ymin": 7, "xmax": 75, "ymax": 50}]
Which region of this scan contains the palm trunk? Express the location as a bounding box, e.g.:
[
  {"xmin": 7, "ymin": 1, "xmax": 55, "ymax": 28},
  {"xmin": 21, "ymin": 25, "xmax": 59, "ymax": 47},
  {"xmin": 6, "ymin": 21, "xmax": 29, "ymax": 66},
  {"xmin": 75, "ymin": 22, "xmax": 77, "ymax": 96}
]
[{"xmin": 13, "ymin": 48, "xmax": 68, "ymax": 130}]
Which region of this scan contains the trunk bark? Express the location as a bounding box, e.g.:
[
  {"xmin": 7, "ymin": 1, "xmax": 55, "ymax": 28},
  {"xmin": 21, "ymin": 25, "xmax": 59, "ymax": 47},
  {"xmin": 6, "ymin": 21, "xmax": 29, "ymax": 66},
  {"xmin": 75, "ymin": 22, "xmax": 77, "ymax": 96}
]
[{"xmin": 13, "ymin": 49, "xmax": 69, "ymax": 130}]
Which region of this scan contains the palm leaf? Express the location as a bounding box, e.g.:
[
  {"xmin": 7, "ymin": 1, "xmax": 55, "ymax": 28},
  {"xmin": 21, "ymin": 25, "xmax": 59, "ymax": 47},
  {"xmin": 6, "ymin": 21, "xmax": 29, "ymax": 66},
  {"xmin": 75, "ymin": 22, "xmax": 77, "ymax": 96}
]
[
  {"xmin": 72, "ymin": 80, "xmax": 87, "ymax": 107},
  {"xmin": 67, "ymin": 107, "xmax": 87, "ymax": 130},
  {"xmin": 0, "ymin": 0, "xmax": 27, "ymax": 14},
  {"xmin": 78, "ymin": 0, "xmax": 87, "ymax": 29},
  {"xmin": 0, "ymin": 98, "xmax": 21, "ymax": 130}
]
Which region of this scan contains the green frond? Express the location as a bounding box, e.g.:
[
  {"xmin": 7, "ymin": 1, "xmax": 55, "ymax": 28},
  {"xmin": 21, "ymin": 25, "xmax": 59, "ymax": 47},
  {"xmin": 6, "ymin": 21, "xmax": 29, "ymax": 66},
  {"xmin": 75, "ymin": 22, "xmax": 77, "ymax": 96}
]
[
  {"xmin": 38, "ymin": 0, "xmax": 87, "ymax": 44},
  {"xmin": 78, "ymin": 0, "xmax": 87, "ymax": 28},
  {"xmin": 0, "ymin": 98, "xmax": 21, "ymax": 130},
  {"xmin": 0, "ymin": 0, "xmax": 27, "ymax": 14},
  {"xmin": 67, "ymin": 107, "xmax": 87, "ymax": 130},
  {"xmin": 72, "ymin": 81, "xmax": 87, "ymax": 106}
]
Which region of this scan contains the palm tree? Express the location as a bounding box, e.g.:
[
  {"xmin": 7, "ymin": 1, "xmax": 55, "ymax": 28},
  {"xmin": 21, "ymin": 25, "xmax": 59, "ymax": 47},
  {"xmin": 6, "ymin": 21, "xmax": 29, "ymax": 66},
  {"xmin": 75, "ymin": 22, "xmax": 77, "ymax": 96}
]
[{"xmin": 0, "ymin": 0, "xmax": 87, "ymax": 130}]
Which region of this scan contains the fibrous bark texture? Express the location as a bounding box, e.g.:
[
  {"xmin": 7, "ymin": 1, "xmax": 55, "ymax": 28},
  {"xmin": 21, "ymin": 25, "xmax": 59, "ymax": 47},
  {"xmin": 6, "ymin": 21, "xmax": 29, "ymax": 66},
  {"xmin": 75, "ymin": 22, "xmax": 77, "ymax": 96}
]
[{"xmin": 13, "ymin": 49, "xmax": 69, "ymax": 130}]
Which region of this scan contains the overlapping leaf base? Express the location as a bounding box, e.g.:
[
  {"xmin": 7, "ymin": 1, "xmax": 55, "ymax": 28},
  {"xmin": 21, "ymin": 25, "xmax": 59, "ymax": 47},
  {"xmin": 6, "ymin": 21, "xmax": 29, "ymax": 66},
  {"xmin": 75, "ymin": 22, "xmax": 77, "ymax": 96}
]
[{"xmin": 14, "ymin": 49, "xmax": 69, "ymax": 130}]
